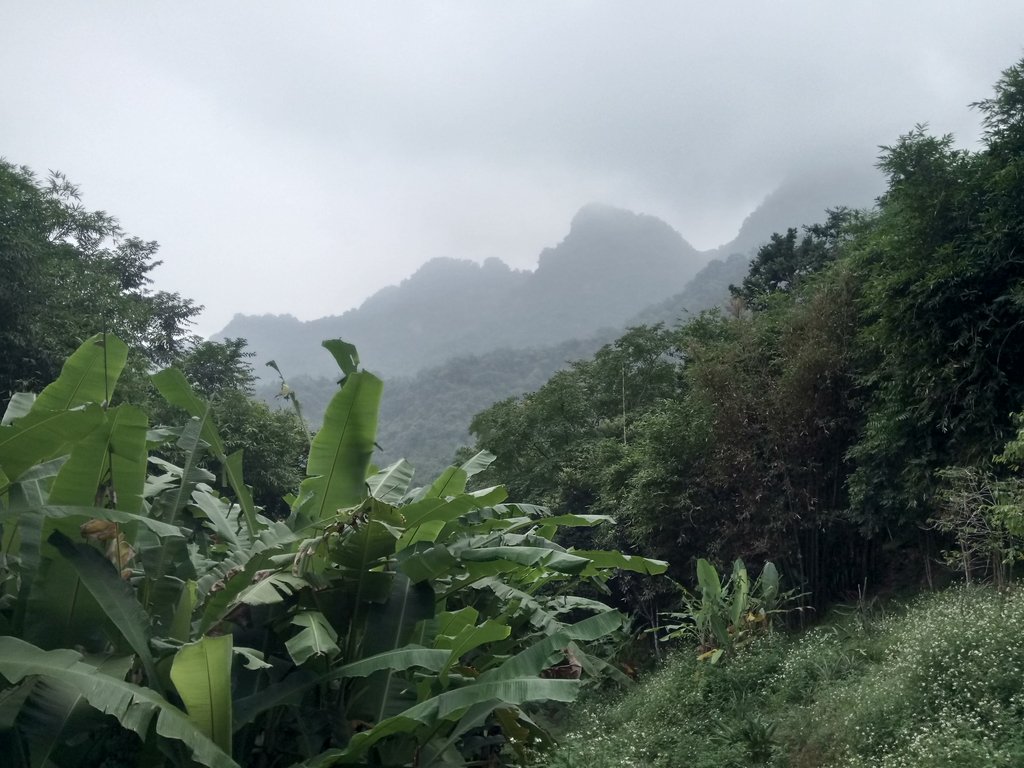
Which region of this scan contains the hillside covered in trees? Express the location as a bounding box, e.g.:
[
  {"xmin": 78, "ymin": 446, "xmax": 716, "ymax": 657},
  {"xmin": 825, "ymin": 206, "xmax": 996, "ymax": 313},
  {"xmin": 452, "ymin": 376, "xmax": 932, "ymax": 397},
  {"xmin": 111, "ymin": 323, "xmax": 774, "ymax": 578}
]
[
  {"xmin": 470, "ymin": 61, "xmax": 1024, "ymax": 612},
  {"xmin": 3, "ymin": 53, "xmax": 1024, "ymax": 768},
  {"xmin": 242, "ymin": 172, "xmax": 876, "ymax": 477},
  {"xmin": 257, "ymin": 247, "xmax": 755, "ymax": 482}
]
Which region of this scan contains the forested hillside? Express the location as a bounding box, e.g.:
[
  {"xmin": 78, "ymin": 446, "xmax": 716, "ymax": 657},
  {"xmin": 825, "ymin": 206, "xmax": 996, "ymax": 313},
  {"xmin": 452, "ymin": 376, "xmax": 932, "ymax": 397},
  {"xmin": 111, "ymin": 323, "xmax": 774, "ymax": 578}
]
[
  {"xmin": 4, "ymin": 52, "xmax": 1024, "ymax": 768},
  {"xmin": 470, "ymin": 62, "xmax": 1024, "ymax": 612},
  {"xmin": 246, "ymin": 174, "xmax": 877, "ymax": 476},
  {"xmin": 254, "ymin": 252, "xmax": 753, "ymax": 479},
  {"xmin": 0, "ymin": 159, "xmax": 666, "ymax": 767}
]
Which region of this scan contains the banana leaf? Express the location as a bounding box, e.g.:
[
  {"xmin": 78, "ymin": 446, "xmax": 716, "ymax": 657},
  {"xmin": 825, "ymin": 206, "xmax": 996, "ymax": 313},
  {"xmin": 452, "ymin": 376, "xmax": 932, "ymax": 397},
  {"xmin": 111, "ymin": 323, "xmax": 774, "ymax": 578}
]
[
  {"xmin": 697, "ymin": 558, "xmax": 722, "ymax": 600},
  {"xmin": 333, "ymin": 647, "xmax": 449, "ymax": 678},
  {"xmin": 400, "ymin": 497, "xmax": 456, "ymax": 527},
  {"xmin": 0, "ymin": 406, "xmax": 104, "ymax": 485},
  {"xmin": 423, "ymin": 467, "xmax": 467, "ymax": 500},
  {"xmin": 458, "ymin": 450, "xmax": 496, "ymax": 479},
  {"xmin": 48, "ymin": 530, "xmax": 161, "ymax": 692},
  {"xmin": 348, "ymin": 574, "xmax": 436, "ymax": 724},
  {"xmin": 397, "ymin": 543, "xmax": 458, "ymax": 584},
  {"xmin": 151, "ymin": 370, "xmax": 258, "ymax": 535},
  {"xmin": 436, "ymin": 618, "xmax": 511, "ymax": 682},
  {"xmin": 229, "ymin": 569, "xmax": 307, "ymax": 607},
  {"xmin": 22, "ymin": 547, "xmax": 107, "ymax": 652},
  {"xmin": 367, "ymin": 459, "xmax": 415, "ymax": 504},
  {"xmin": 480, "ymin": 610, "xmax": 624, "ymax": 682},
  {"xmin": 31, "ymin": 505, "xmax": 185, "ymax": 539},
  {"xmin": 0, "ymin": 637, "xmax": 238, "ymax": 768},
  {"xmin": 467, "ymin": 577, "xmax": 562, "ymax": 633},
  {"xmin": 232, "ymin": 668, "xmax": 318, "ymax": 731},
  {"xmin": 570, "ymin": 549, "xmax": 669, "ymax": 576},
  {"xmin": 508, "ymin": 513, "xmax": 612, "ymax": 536},
  {"xmin": 14, "ymin": 655, "xmax": 133, "ymax": 768},
  {"xmin": 150, "ymin": 369, "xmax": 223, "ymax": 453},
  {"xmin": 2, "ymin": 392, "xmax": 36, "ymax": 425},
  {"xmin": 286, "ymin": 611, "xmax": 340, "ymax": 665},
  {"xmin": 459, "ymin": 546, "xmax": 591, "ymax": 575},
  {"xmin": 170, "ymin": 634, "xmax": 234, "ymax": 757},
  {"xmin": 730, "ymin": 559, "xmax": 750, "ymax": 628},
  {"xmin": 195, "ymin": 550, "xmax": 280, "ymax": 634},
  {"xmin": 161, "ymin": 414, "xmax": 216, "ymax": 521},
  {"xmin": 32, "ymin": 333, "xmax": 128, "ymax": 413},
  {"xmin": 321, "ymin": 339, "xmax": 360, "ymax": 377},
  {"xmin": 293, "ymin": 371, "xmax": 383, "ymax": 525},
  {"xmin": 168, "ymin": 579, "xmax": 198, "ymax": 642},
  {"xmin": 341, "ymin": 678, "xmax": 581, "ymax": 761},
  {"xmin": 189, "ymin": 487, "xmax": 241, "ymax": 549},
  {"xmin": 48, "ymin": 405, "xmax": 148, "ymax": 513}
]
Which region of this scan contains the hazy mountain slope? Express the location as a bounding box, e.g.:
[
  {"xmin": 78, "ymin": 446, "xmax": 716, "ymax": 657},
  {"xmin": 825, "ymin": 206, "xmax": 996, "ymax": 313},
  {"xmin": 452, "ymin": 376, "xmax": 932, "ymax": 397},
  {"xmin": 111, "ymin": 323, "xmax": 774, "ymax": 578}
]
[
  {"xmin": 627, "ymin": 252, "xmax": 752, "ymax": 327},
  {"xmin": 255, "ymin": 336, "xmax": 612, "ymax": 480},
  {"xmin": 218, "ymin": 203, "xmax": 705, "ymax": 379},
  {"xmin": 218, "ymin": 169, "xmax": 881, "ymax": 382},
  {"xmin": 707, "ymin": 164, "xmax": 882, "ymax": 261},
  {"xmin": 257, "ymin": 247, "xmax": 748, "ymax": 478},
  {"xmin": 374, "ymin": 336, "xmax": 612, "ymax": 480},
  {"xmin": 237, "ymin": 172, "xmax": 885, "ymax": 476},
  {"xmin": 628, "ymin": 166, "xmax": 882, "ymax": 328}
]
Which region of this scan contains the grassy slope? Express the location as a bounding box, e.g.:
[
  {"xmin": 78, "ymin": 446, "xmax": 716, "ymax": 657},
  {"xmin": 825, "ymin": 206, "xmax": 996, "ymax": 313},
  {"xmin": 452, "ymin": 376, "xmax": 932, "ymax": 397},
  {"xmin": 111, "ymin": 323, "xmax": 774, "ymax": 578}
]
[{"xmin": 536, "ymin": 585, "xmax": 1024, "ymax": 768}]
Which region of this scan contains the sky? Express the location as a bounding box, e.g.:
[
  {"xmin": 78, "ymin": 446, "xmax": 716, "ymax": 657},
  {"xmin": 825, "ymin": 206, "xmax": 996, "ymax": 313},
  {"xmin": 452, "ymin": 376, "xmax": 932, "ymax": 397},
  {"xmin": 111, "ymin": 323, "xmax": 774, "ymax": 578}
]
[{"xmin": 3, "ymin": 2, "xmax": 1023, "ymax": 336}]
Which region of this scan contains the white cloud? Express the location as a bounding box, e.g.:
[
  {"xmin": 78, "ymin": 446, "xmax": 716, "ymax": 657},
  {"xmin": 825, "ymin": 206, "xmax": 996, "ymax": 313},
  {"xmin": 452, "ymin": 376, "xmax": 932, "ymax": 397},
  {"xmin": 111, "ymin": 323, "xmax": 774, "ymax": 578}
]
[{"xmin": 3, "ymin": 1, "xmax": 1022, "ymax": 335}]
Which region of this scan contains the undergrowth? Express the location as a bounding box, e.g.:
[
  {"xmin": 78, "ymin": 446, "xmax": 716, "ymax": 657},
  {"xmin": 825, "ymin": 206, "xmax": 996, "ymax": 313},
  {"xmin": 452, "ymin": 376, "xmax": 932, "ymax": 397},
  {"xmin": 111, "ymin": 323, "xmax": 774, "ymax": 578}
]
[{"xmin": 531, "ymin": 585, "xmax": 1024, "ymax": 767}]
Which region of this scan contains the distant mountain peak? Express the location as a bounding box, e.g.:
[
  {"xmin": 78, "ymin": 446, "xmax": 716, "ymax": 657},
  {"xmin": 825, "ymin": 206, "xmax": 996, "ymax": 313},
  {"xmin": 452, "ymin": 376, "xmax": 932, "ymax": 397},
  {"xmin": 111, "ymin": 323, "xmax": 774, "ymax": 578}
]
[
  {"xmin": 537, "ymin": 203, "xmax": 698, "ymax": 275},
  {"xmin": 567, "ymin": 203, "xmax": 690, "ymax": 244},
  {"xmin": 215, "ymin": 172, "xmax": 878, "ymax": 381}
]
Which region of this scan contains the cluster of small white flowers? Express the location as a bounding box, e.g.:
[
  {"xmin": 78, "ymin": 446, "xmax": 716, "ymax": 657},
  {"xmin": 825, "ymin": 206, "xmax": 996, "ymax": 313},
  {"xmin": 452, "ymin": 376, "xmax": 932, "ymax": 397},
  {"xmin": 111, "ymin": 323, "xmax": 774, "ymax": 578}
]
[
  {"xmin": 533, "ymin": 699, "xmax": 652, "ymax": 768},
  {"xmin": 830, "ymin": 586, "xmax": 1024, "ymax": 766},
  {"xmin": 769, "ymin": 625, "xmax": 845, "ymax": 694},
  {"xmin": 535, "ymin": 587, "xmax": 1024, "ymax": 767}
]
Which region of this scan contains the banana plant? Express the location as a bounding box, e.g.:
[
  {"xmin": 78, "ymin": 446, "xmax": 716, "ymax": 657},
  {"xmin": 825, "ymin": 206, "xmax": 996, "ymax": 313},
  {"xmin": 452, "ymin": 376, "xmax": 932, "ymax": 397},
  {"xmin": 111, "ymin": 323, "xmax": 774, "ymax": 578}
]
[
  {"xmin": 0, "ymin": 334, "xmax": 240, "ymax": 768},
  {"xmin": 0, "ymin": 335, "xmax": 667, "ymax": 767},
  {"xmin": 657, "ymin": 558, "xmax": 798, "ymax": 663}
]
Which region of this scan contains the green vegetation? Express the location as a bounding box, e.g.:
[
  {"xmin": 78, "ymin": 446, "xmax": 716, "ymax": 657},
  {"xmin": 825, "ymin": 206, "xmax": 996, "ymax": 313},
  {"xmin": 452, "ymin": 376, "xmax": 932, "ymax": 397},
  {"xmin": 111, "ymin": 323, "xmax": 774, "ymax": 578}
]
[
  {"xmin": 4, "ymin": 53, "xmax": 1024, "ymax": 768},
  {"xmin": 0, "ymin": 333, "xmax": 664, "ymax": 766},
  {"xmin": 468, "ymin": 56, "xmax": 1024, "ymax": 766},
  {"xmin": 259, "ymin": 335, "xmax": 612, "ymax": 482},
  {"xmin": 540, "ymin": 586, "xmax": 1024, "ymax": 767},
  {"xmin": 0, "ymin": 160, "xmax": 199, "ymax": 400},
  {"xmin": 471, "ymin": 58, "xmax": 1024, "ymax": 612}
]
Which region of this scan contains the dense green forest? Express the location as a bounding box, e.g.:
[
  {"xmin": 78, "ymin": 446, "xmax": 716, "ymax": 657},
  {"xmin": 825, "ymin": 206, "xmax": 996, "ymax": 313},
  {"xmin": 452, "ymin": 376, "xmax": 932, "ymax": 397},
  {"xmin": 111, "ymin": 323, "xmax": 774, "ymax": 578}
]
[
  {"xmin": 469, "ymin": 60, "xmax": 1024, "ymax": 611},
  {"xmin": 2, "ymin": 57, "xmax": 1024, "ymax": 767}
]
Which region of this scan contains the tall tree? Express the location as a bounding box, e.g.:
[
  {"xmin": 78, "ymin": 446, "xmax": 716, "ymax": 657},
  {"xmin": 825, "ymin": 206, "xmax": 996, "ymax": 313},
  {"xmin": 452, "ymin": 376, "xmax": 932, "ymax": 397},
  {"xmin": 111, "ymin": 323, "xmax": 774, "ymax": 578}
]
[
  {"xmin": 0, "ymin": 160, "xmax": 199, "ymax": 405},
  {"xmin": 847, "ymin": 59, "xmax": 1024, "ymax": 531}
]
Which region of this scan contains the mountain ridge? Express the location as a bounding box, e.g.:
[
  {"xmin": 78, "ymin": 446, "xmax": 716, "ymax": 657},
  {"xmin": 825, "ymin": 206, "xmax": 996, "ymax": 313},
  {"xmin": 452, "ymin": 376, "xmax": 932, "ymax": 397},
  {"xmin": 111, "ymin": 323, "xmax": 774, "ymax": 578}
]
[
  {"xmin": 218, "ymin": 202, "xmax": 706, "ymax": 378},
  {"xmin": 217, "ymin": 167, "xmax": 881, "ymax": 380}
]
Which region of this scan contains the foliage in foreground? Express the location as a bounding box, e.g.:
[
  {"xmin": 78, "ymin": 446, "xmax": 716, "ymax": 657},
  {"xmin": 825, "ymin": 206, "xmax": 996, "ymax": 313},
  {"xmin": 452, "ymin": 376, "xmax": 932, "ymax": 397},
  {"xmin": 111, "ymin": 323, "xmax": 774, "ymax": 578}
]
[
  {"xmin": 0, "ymin": 335, "xmax": 665, "ymax": 767},
  {"xmin": 539, "ymin": 584, "xmax": 1024, "ymax": 768}
]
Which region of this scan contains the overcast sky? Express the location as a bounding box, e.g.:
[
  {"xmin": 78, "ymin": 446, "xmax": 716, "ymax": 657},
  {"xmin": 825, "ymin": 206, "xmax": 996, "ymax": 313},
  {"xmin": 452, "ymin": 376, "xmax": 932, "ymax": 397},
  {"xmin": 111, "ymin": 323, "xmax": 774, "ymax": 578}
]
[{"xmin": 3, "ymin": 3, "xmax": 1023, "ymax": 336}]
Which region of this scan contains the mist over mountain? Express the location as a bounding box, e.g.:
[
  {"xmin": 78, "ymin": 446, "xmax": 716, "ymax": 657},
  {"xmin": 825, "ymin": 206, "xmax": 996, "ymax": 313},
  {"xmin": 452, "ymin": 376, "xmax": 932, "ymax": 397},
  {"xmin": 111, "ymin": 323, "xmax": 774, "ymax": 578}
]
[
  {"xmin": 708, "ymin": 163, "xmax": 882, "ymax": 260},
  {"xmin": 233, "ymin": 169, "xmax": 881, "ymax": 474},
  {"xmin": 218, "ymin": 204, "xmax": 704, "ymax": 379},
  {"xmin": 217, "ymin": 169, "xmax": 881, "ymax": 383},
  {"xmin": 631, "ymin": 164, "xmax": 882, "ymax": 327},
  {"xmin": 627, "ymin": 252, "xmax": 753, "ymax": 328}
]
